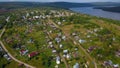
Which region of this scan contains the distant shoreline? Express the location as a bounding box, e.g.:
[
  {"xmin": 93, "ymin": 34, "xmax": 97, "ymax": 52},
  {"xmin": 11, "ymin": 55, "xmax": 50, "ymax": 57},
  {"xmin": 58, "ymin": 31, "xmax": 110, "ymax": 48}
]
[{"xmin": 94, "ymin": 6, "xmax": 120, "ymax": 13}]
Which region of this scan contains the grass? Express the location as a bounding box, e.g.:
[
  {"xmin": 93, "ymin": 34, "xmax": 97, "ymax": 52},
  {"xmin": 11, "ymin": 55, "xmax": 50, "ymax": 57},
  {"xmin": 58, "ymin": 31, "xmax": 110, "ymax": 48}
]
[{"xmin": 0, "ymin": 57, "xmax": 25, "ymax": 68}]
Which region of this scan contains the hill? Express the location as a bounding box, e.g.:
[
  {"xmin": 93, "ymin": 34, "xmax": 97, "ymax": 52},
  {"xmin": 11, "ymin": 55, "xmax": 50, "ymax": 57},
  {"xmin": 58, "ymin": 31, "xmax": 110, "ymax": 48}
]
[{"xmin": 0, "ymin": 2, "xmax": 120, "ymax": 9}]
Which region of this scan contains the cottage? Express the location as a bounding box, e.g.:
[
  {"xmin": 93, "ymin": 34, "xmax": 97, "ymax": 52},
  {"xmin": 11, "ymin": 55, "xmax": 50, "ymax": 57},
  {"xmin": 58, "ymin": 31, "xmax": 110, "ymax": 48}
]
[
  {"xmin": 66, "ymin": 54, "xmax": 71, "ymax": 59},
  {"xmin": 27, "ymin": 38, "xmax": 34, "ymax": 43},
  {"xmin": 57, "ymin": 22, "xmax": 61, "ymax": 25},
  {"xmin": 75, "ymin": 48, "xmax": 78, "ymax": 51},
  {"xmin": 49, "ymin": 30, "xmax": 52, "ymax": 33},
  {"xmin": 72, "ymin": 32, "xmax": 77, "ymax": 36},
  {"xmin": 87, "ymin": 35, "xmax": 91, "ymax": 38},
  {"xmin": 73, "ymin": 51, "xmax": 79, "ymax": 58},
  {"xmin": 6, "ymin": 16, "xmax": 10, "ymax": 22},
  {"xmin": 20, "ymin": 49, "xmax": 28, "ymax": 55},
  {"xmin": 34, "ymin": 16, "xmax": 39, "ymax": 19},
  {"xmin": 59, "ymin": 44, "xmax": 63, "ymax": 48},
  {"xmin": 103, "ymin": 60, "xmax": 113, "ymax": 66},
  {"xmin": 113, "ymin": 37, "xmax": 116, "ymax": 41},
  {"xmin": 63, "ymin": 49, "xmax": 68, "ymax": 54},
  {"xmin": 55, "ymin": 37, "xmax": 61, "ymax": 43},
  {"xmin": 115, "ymin": 50, "xmax": 120, "ymax": 57},
  {"xmin": 63, "ymin": 20, "xmax": 66, "ymax": 22},
  {"xmin": 4, "ymin": 54, "xmax": 11, "ymax": 60},
  {"xmin": 26, "ymin": 13, "xmax": 30, "ymax": 17},
  {"xmin": 79, "ymin": 39, "xmax": 86, "ymax": 44},
  {"xmin": 31, "ymin": 12, "xmax": 34, "ymax": 14},
  {"xmin": 74, "ymin": 36, "xmax": 79, "ymax": 41},
  {"xmin": 28, "ymin": 52, "xmax": 38, "ymax": 58},
  {"xmin": 0, "ymin": 47, "xmax": 3, "ymax": 51},
  {"xmin": 62, "ymin": 36, "xmax": 66, "ymax": 40},
  {"xmin": 48, "ymin": 41, "xmax": 53, "ymax": 45},
  {"xmin": 52, "ymin": 50, "xmax": 57, "ymax": 53},
  {"xmin": 113, "ymin": 64, "xmax": 119, "ymax": 68},
  {"xmin": 55, "ymin": 65, "xmax": 58, "ymax": 68},
  {"xmin": 73, "ymin": 63, "xmax": 79, "ymax": 68},
  {"xmin": 58, "ymin": 32, "xmax": 62, "ymax": 37},
  {"xmin": 56, "ymin": 56, "xmax": 61, "ymax": 64},
  {"xmin": 22, "ymin": 16, "xmax": 26, "ymax": 19},
  {"xmin": 94, "ymin": 28, "xmax": 98, "ymax": 32},
  {"xmin": 49, "ymin": 45, "xmax": 54, "ymax": 48},
  {"xmin": 87, "ymin": 46, "xmax": 96, "ymax": 52}
]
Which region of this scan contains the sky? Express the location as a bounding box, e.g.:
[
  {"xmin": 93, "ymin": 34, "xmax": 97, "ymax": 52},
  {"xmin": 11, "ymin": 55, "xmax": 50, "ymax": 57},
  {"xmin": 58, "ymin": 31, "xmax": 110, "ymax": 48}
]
[{"xmin": 0, "ymin": 0, "xmax": 120, "ymax": 3}]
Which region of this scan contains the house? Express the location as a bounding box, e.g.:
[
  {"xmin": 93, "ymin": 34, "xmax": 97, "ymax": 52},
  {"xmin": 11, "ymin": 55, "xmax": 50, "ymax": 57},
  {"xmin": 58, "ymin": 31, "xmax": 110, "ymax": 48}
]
[
  {"xmin": 31, "ymin": 12, "xmax": 34, "ymax": 14},
  {"xmin": 103, "ymin": 60, "xmax": 113, "ymax": 66},
  {"xmin": 94, "ymin": 28, "xmax": 98, "ymax": 32},
  {"xmin": 75, "ymin": 48, "xmax": 78, "ymax": 51},
  {"xmin": 73, "ymin": 63, "xmax": 79, "ymax": 68},
  {"xmin": 113, "ymin": 64, "xmax": 119, "ymax": 68},
  {"xmin": 27, "ymin": 38, "xmax": 34, "ymax": 43},
  {"xmin": 63, "ymin": 49, "xmax": 68, "ymax": 54},
  {"xmin": 79, "ymin": 39, "xmax": 86, "ymax": 44},
  {"xmin": 6, "ymin": 16, "xmax": 10, "ymax": 22},
  {"xmin": 74, "ymin": 36, "xmax": 79, "ymax": 41},
  {"xmin": 57, "ymin": 22, "xmax": 61, "ymax": 25},
  {"xmin": 62, "ymin": 36, "xmax": 66, "ymax": 40},
  {"xmin": 56, "ymin": 56, "xmax": 61, "ymax": 64},
  {"xmin": 52, "ymin": 50, "xmax": 57, "ymax": 53},
  {"xmin": 55, "ymin": 37, "xmax": 61, "ymax": 43},
  {"xmin": 84, "ymin": 63, "xmax": 88, "ymax": 68},
  {"xmin": 48, "ymin": 41, "xmax": 53, "ymax": 45},
  {"xmin": 59, "ymin": 44, "xmax": 63, "ymax": 48},
  {"xmin": 55, "ymin": 65, "xmax": 58, "ymax": 68},
  {"xmin": 28, "ymin": 52, "xmax": 38, "ymax": 58},
  {"xmin": 87, "ymin": 35, "xmax": 91, "ymax": 38},
  {"xmin": 115, "ymin": 50, "xmax": 120, "ymax": 57},
  {"xmin": 49, "ymin": 44, "xmax": 54, "ymax": 48},
  {"xmin": 113, "ymin": 37, "xmax": 116, "ymax": 41},
  {"xmin": 22, "ymin": 16, "xmax": 26, "ymax": 19},
  {"xmin": 33, "ymin": 16, "xmax": 39, "ymax": 19},
  {"xmin": 26, "ymin": 13, "xmax": 30, "ymax": 17},
  {"xmin": 4, "ymin": 54, "xmax": 11, "ymax": 60},
  {"xmin": 20, "ymin": 49, "xmax": 28, "ymax": 55},
  {"xmin": 66, "ymin": 54, "xmax": 71, "ymax": 59},
  {"xmin": 58, "ymin": 32, "xmax": 62, "ymax": 37},
  {"xmin": 72, "ymin": 32, "xmax": 77, "ymax": 36},
  {"xmin": 87, "ymin": 46, "xmax": 96, "ymax": 52},
  {"xmin": 73, "ymin": 51, "xmax": 79, "ymax": 58},
  {"xmin": 49, "ymin": 30, "xmax": 52, "ymax": 33},
  {"xmin": 0, "ymin": 47, "xmax": 3, "ymax": 51}
]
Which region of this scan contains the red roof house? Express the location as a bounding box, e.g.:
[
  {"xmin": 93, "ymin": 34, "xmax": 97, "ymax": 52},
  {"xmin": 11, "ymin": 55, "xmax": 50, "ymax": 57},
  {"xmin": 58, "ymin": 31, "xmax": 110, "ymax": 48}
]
[{"xmin": 28, "ymin": 52, "xmax": 38, "ymax": 58}]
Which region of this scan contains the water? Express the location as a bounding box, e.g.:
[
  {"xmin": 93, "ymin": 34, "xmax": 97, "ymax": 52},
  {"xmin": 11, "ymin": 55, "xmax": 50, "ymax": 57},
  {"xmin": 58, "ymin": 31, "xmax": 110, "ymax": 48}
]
[{"xmin": 70, "ymin": 7, "xmax": 120, "ymax": 21}]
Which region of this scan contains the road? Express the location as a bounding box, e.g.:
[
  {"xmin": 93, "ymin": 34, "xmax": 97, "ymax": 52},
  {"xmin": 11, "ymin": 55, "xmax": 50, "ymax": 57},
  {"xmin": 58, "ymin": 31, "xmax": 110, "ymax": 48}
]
[
  {"xmin": 46, "ymin": 22, "xmax": 69, "ymax": 68},
  {"xmin": 0, "ymin": 27, "xmax": 35, "ymax": 68},
  {"xmin": 48, "ymin": 19, "xmax": 98, "ymax": 68}
]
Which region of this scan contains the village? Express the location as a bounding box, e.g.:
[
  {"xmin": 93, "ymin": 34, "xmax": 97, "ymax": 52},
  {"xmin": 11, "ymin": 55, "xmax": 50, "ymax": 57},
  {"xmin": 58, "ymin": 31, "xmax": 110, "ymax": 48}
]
[{"xmin": 0, "ymin": 7, "xmax": 120, "ymax": 68}]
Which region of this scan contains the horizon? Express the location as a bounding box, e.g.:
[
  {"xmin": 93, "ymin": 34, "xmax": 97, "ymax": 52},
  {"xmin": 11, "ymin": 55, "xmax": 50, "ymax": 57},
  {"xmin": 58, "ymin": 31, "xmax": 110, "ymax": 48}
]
[
  {"xmin": 0, "ymin": 0, "xmax": 120, "ymax": 3},
  {"xmin": 0, "ymin": 1, "xmax": 120, "ymax": 3}
]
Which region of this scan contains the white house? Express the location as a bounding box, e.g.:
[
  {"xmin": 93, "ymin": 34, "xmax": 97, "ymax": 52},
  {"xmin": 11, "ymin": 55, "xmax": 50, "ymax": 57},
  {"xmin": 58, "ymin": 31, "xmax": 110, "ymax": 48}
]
[
  {"xmin": 79, "ymin": 39, "xmax": 86, "ymax": 44},
  {"xmin": 56, "ymin": 56, "xmax": 61, "ymax": 64},
  {"xmin": 73, "ymin": 63, "xmax": 79, "ymax": 68}
]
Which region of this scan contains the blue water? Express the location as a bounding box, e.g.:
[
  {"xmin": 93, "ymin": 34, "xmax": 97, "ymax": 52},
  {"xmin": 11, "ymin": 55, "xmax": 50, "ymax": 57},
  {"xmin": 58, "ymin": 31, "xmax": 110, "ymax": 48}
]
[{"xmin": 70, "ymin": 7, "xmax": 120, "ymax": 21}]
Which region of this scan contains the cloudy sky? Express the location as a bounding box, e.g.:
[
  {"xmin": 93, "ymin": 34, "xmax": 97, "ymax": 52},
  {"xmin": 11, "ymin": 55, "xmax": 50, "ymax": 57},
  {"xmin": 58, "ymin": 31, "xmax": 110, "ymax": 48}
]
[{"xmin": 0, "ymin": 0, "xmax": 120, "ymax": 2}]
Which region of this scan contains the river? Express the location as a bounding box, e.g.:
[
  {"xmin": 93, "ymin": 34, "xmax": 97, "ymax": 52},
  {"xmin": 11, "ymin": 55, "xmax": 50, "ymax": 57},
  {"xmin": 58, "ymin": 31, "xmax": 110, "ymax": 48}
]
[{"xmin": 70, "ymin": 7, "xmax": 120, "ymax": 21}]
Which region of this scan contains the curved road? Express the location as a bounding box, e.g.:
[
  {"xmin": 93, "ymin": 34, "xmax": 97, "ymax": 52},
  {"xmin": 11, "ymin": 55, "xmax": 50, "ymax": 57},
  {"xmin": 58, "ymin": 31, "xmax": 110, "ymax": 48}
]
[{"xmin": 0, "ymin": 28, "xmax": 35, "ymax": 68}]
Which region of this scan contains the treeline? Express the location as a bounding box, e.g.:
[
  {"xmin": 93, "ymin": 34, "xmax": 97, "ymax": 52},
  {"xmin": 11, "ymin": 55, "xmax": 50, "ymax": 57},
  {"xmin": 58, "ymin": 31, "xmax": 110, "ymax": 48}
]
[{"xmin": 95, "ymin": 6, "xmax": 120, "ymax": 13}]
